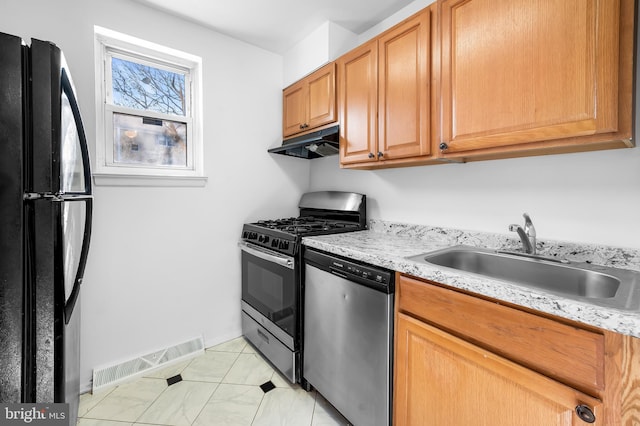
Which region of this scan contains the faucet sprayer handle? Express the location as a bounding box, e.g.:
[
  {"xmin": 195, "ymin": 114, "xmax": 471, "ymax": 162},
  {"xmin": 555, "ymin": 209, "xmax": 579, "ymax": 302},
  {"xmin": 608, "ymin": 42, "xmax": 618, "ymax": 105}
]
[{"xmin": 522, "ymin": 213, "xmax": 536, "ymax": 237}]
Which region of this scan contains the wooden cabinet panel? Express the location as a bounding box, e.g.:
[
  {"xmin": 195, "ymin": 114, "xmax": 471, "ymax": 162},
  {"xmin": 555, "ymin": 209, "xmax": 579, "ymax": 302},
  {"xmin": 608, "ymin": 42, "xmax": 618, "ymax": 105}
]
[
  {"xmin": 282, "ymin": 62, "xmax": 336, "ymax": 138},
  {"xmin": 378, "ymin": 10, "xmax": 431, "ymax": 160},
  {"xmin": 338, "ymin": 40, "xmax": 378, "ymax": 164},
  {"xmin": 398, "ymin": 275, "xmax": 605, "ymax": 392},
  {"xmin": 307, "ymin": 64, "xmax": 336, "ymax": 129},
  {"xmin": 440, "ymin": 0, "xmax": 625, "ymax": 155},
  {"xmin": 395, "ymin": 313, "xmax": 603, "ymax": 426},
  {"xmin": 283, "ymin": 83, "xmax": 306, "ymax": 137},
  {"xmin": 621, "ymin": 335, "xmax": 640, "ymax": 423},
  {"xmin": 339, "ymin": 7, "xmax": 435, "ymax": 168}
]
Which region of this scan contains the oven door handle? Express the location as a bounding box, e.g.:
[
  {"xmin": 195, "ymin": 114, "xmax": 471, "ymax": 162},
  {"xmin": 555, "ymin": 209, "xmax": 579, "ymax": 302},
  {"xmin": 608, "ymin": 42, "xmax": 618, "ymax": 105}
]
[{"xmin": 238, "ymin": 241, "xmax": 295, "ymax": 270}]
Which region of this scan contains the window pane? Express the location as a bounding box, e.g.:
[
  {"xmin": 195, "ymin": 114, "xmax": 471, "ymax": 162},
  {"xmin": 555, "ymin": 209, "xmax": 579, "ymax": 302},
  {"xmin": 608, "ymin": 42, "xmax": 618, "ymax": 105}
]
[
  {"xmin": 113, "ymin": 113, "xmax": 187, "ymax": 167},
  {"xmin": 111, "ymin": 57, "xmax": 186, "ymax": 116}
]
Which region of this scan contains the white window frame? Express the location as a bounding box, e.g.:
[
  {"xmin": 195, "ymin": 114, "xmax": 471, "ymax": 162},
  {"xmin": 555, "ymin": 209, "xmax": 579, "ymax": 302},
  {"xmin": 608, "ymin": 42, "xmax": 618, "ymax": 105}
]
[{"xmin": 93, "ymin": 26, "xmax": 206, "ymax": 186}]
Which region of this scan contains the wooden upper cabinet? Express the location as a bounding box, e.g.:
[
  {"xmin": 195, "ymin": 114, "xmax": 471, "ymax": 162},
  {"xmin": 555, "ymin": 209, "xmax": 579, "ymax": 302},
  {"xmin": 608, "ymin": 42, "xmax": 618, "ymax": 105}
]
[
  {"xmin": 338, "ymin": 40, "xmax": 378, "ymax": 164},
  {"xmin": 439, "ymin": 0, "xmax": 634, "ymax": 157},
  {"xmin": 339, "ymin": 7, "xmax": 434, "ymax": 168},
  {"xmin": 283, "ymin": 82, "xmax": 306, "ymax": 137},
  {"xmin": 282, "ymin": 62, "xmax": 336, "ymax": 138},
  {"xmin": 378, "ymin": 10, "xmax": 431, "ymax": 161},
  {"xmin": 306, "ymin": 64, "xmax": 337, "ymax": 129}
]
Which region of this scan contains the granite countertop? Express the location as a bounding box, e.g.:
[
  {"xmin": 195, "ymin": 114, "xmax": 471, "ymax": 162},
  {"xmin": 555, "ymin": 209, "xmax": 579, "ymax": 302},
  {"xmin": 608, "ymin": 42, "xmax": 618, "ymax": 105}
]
[{"xmin": 302, "ymin": 220, "xmax": 640, "ymax": 338}]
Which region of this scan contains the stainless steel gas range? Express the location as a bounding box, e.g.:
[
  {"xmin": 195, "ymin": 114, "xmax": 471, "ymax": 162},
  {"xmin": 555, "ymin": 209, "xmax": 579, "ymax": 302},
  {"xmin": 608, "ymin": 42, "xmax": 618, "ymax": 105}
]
[{"xmin": 239, "ymin": 191, "xmax": 366, "ymax": 383}]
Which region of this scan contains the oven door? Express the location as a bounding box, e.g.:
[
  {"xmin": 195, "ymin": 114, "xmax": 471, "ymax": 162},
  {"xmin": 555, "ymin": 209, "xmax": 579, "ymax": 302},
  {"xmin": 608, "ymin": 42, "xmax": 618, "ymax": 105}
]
[{"xmin": 239, "ymin": 241, "xmax": 296, "ymax": 349}]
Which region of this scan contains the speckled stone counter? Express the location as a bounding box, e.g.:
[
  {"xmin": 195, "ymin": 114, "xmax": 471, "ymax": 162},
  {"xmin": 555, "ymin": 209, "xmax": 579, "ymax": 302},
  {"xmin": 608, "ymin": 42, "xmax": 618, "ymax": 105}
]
[{"xmin": 302, "ymin": 220, "xmax": 640, "ymax": 338}]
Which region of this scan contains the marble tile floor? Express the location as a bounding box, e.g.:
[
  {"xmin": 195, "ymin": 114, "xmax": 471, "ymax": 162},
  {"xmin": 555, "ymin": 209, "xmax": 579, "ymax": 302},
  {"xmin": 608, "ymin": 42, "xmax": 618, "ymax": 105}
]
[{"xmin": 77, "ymin": 337, "xmax": 351, "ymax": 426}]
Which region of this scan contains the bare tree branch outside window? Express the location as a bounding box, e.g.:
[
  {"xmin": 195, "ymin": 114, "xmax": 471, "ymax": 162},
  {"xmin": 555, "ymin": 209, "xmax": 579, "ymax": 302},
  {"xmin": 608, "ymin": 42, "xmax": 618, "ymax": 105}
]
[
  {"xmin": 110, "ymin": 57, "xmax": 188, "ymax": 167},
  {"xmin": 111, "ymin": 57, "xmax": 186, "ymax": 116}
]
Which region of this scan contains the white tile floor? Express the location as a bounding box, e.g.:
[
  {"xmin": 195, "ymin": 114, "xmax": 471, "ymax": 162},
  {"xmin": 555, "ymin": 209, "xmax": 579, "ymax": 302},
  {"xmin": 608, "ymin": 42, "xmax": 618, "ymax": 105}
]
[{"xmin": 77, "ymin": 337, "xmax": 351, "ymax": 426}]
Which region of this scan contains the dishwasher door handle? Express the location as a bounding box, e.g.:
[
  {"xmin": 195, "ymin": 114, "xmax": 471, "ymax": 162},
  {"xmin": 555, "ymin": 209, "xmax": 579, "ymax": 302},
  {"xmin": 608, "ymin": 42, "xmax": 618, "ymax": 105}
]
[{"xmin": 330, "ymin": 269, "xmax": 348, "ymax": 279}]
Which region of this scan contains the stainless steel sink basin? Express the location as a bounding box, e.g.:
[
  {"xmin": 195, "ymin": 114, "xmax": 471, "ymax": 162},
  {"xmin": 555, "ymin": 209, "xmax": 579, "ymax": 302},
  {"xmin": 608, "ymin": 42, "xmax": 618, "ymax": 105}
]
[{"xmin": 407, "ymin": 245, "xmax": 640, "ymax": 311}]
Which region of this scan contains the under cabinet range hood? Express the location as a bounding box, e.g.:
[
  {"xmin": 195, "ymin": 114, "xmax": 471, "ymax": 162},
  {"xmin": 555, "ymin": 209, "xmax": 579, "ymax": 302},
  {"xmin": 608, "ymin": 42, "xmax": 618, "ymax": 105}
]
[{"xmin": 268, "ymin": 125, "xmax": 339, "ymax": 159}]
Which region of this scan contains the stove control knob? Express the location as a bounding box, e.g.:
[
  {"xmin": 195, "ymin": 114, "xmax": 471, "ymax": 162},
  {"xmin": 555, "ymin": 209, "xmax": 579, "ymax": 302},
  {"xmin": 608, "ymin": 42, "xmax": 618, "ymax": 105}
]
[
  {"xmin": 258, "ymin": 235, "xmax": 270, "ymax": 244},
  {"xmin": 248, "ymin": 232, "xmax": 258, "ymax": 240},
  {"xmin": 271, "ymin": 238, "xmax": 280, "ymax": 248},
  {"xmin": 280, "ymin": 241, "xmax": 289, "ymax": 250}
]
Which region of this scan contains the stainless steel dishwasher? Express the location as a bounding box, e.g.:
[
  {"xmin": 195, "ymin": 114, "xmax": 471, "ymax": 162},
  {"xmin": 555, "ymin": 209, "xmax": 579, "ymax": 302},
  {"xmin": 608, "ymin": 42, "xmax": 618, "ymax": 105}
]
[{"xmin": 303, "ymin": 248, "xmax": 394, "ymax": 426}]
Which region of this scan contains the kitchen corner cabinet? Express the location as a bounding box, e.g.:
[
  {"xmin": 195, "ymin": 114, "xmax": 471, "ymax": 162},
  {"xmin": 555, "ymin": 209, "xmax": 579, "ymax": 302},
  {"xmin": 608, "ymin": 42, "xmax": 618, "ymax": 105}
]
[
  {"xmin": 394, "ymin": 273, "xmax": 640, "ymax": 426},
  {"xmin": 339, "ymin": 6, "xmax": 437, "ymax": 169},
  {"xmin": 282, "ymin": 62, "xmax": 336, "ymax": 138},
  {"xmin": 438, "ymin": 0, "xmax": 635, "ymax": 161}
]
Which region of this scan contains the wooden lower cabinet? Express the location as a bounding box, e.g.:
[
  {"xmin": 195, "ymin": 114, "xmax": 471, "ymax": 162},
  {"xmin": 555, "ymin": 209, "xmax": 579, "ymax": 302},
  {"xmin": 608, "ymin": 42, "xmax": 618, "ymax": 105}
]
[
  {"xmin": 395, "ymin": 313, "xmax": 602, "ymax": 426},
  {"xmin": 394, "ymin": 273, "xmax": 640, "ymax": 426}
]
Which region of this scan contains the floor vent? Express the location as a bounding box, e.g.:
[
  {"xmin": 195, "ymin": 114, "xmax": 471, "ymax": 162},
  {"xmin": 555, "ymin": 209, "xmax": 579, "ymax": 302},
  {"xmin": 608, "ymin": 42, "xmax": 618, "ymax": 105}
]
[{"xmin": 92, "ymin": 336, "xmax": 204, "ymax": 393}]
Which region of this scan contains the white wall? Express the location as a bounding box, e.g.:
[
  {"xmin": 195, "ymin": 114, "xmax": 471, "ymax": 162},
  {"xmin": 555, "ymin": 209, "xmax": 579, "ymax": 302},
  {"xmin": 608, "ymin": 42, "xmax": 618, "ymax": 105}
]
[
  {"xmin": 357, "ymin": 0, "xmax": 434, "ymax": 45},
  {"xmin": 283, "ymin": 22, "xmax": 330, "ymax": 87},
  {"xmin": 310, "ymin": 148, "xmax": 640, "ymax": 249},
  {"xmin": 2, "ymin": 0, "xmax": 310, "ymax": 390},
  {"xmin": 283, "ymin": 21, "xmax": 357, "ymax": 87},
  {"xmin": 305, "ymin": 0, "xmax": 640, "ymax": 250}
]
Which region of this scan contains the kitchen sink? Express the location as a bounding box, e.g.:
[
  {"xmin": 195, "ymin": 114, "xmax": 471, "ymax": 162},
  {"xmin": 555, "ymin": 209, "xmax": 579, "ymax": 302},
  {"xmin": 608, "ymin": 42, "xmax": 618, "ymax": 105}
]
[{"xmin": 407, "ymin": 245, "xmax": 640, "ymax": 311}]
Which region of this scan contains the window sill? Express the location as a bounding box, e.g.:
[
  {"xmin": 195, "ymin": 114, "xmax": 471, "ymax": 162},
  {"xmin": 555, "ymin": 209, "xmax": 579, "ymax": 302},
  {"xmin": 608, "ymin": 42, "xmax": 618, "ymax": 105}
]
[{"xmin": 93, "ymin": 173, "xmax": 208, "ymax": 187}]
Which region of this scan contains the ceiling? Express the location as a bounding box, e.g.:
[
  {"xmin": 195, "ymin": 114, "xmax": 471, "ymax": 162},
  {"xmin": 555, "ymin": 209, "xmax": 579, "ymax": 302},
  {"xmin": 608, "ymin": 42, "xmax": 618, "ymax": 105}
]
[{"xmin": 133, "ymin": 0, "xmax": 416, "ymax": 54}]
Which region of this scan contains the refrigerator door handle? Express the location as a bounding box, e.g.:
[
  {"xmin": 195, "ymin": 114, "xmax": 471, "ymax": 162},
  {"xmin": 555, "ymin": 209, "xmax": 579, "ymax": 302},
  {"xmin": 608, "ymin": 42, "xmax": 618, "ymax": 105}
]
[
  {"xmin": 59, "ymin": 67, "xmax": 92, "ymax": 196},
  {"xmin": 24, "ymin": 192, "xmax": 92, "ymax": 202},
  {"xmin": 63, "ymin": 197, "xmax": 93, "ymax": 324},
  {"xmin": 24, "ymin": 191, "xmax": 63, "ymax": 201}
]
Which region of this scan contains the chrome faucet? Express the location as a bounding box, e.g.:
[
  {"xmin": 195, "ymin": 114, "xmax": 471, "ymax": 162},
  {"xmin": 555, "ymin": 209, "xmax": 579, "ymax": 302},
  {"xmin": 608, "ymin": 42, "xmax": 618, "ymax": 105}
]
[{"xmin": 509, "ymin": 213, "xmax": 536, "ymax": 254}]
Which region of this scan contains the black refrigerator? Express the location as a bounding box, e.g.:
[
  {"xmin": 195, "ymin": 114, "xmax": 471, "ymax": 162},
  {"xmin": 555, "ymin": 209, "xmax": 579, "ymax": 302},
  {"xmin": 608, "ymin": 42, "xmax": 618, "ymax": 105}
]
[{"xmin": 0, "ymin": 31, "xmax": 93, "ymax": 425}]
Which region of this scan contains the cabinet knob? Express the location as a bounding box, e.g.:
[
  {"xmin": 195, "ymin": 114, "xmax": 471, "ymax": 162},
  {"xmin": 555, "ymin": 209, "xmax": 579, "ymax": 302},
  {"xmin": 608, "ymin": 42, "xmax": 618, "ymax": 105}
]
[
  {"xmin": 377, "ymin": 151, "xmax": 384, "ymax": 158},
  {"xmin": 575, "ymin": 405, "xmax": 596, "ymax": 423},
  {"xmin": 368, "ymin": 152, "xmax": 375, "ymax": 159},
  {"xmin": 439, "ymin": 142, "xmax": 449, "ymax": 150}
]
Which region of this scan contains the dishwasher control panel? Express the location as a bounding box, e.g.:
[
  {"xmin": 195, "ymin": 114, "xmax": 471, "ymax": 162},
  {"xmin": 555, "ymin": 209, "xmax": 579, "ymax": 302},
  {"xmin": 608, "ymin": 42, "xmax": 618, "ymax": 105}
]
[
  {"xmin": 304, "ymin": 247, "xmax": 394, "ymax": 293},
  {"xmin": 341, "ymin": 263, "xmax": 388, "ymax": 284}
]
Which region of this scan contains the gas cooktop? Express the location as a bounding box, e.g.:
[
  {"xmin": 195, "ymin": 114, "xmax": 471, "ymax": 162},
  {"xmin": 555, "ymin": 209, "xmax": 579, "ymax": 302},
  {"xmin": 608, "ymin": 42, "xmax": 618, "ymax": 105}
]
[
  {"xmin": 252, "ymin": 216, "xmax": 362, "ymax": 236},
  {"xmin": 240, "ymin": 191, "xmax": 367, "ymax": 257}
]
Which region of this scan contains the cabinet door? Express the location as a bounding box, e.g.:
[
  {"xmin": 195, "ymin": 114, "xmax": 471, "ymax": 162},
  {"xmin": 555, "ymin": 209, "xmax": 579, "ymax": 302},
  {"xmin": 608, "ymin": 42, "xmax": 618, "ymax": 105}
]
[
  {"xmin": 306, "ymin": 62, "xmax": 336, "ymax": 130},
  {"xmin": 440, "ymin": 0, "xmax": 620, "ymax": 154},
  {"xmin": 283, "ymin": 81, "xmax": 307, "ymax": 137},
  {"xmin": 378, "ymin": 10, "xmax": 431, "ymax": 160},
  {"xmin": 338, "ymin": 40, "xmax": 378, "ymax": 165},
  {"xmin": 394, "ymin": 313, "xmax": 603, "ymax": 426}
]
